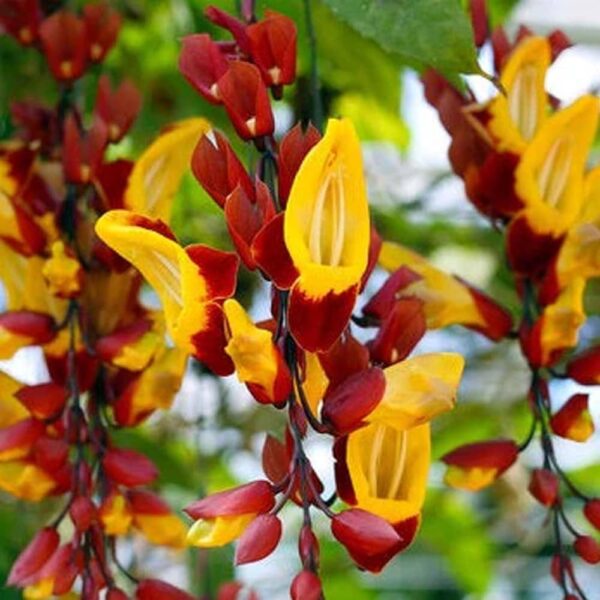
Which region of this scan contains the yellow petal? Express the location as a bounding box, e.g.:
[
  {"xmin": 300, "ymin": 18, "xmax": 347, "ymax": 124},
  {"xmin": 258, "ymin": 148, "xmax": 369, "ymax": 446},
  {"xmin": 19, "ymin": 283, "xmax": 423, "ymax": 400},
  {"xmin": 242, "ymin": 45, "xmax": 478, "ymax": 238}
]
[
  {"xmin": 0, "ymin": 461, "xmax": 55, "ymax": 501},
  {"xmin": 186, "ymin": 513, "xmax": 256, "ymax": 547},
  {"xmin": 515, "ymin": 95, "xmax": 600, "ymax": 233},
  {"xmin": 100, "ymin": 493, "xmax": 133, "ymax": 535},
  {"xmin": 444, "ymin": 465, "xmax": 499, "ymax": 491},
  {"xmin": 346, "ymin": 422, "xmax": 430, "ymax": 523},
  {"xmin": 125, "ymin": 118, "xmax": 211, "ymax": 221},
  {"xmin": 284, "ymin": 118, "xmax": 370, "ymax": 296},
  {"xmin": 368, "ymin": 353, "xmax": 463, "ymax": 430},
  {"xmin": 42, "ymin": 241, "xmax": 82, "ymax": 298},
  {"xmin": 0, "ymin": 371, "xmax": 28, "ymax": 427},
  {"xmin": 134, "ymin": 513, "xmax": 188, "ymax": 548},
  {"xmin": 301, "ymin": 352, "xmax": 329, "ymax": 418},
  {"xmin": 487, "ymin": 36, "xmax": 551, "ymax": 153},
  {"xmin": 23, "ymin": 577, "xmax": 54, "ymax": 600}
]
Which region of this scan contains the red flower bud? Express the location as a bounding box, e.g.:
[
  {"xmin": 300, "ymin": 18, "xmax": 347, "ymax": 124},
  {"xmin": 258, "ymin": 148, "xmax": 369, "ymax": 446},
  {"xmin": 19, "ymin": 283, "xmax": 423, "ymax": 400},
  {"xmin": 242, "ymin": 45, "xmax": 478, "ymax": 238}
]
[
  {"xmin": 261, "ymin": 434, "xmax": 290, "ymax": 485},
  {"xmin": 217, "ymin": 62, "xmax": 274, "ymax": 141},
  {"xmin": 321, "ymin": 368, "xmax": 386, "ymax": 435},
  {"xmin": 63, "ymin": 114, "xmax": 108, "ymax": 184},
  {"xmin": 550, "ymin": 393, "xmax": 594, "ymax": 442},
  {"xmin": 70, "ymin": 496, "xmax": 97, "ymax": 532},
  {"xmin": 574, "ymin": 535, "xmax": 600, "ymax": 564},
  {"xmin": 247, "ymin": 11, "xmax": 297, "ymax": 88},
  {"xmin": 567, "ymin": 346, "xmax": 600, "ymax": 384},
  {"xmin": 95, "ymin": 76, "xmax": 142, "ymax": 143},
  {"xmin": 290, "ymin": 570, "xmax": 322, "ymax": 600},
  {"xmin": 277, "ymin": 123, "xmax": 321, "ymax": 204},
  {"xmin": 32, "ymin": 437, "xmax": 69, "ymax": 472},
  {"xmin": 204, "ymin": 6, "xmax": 250, "ymax": 54},
  {"xmin": 528, "ymin": 469, "xmax": 559, "ymax": 507},
  {"xmin": 318, "ymin": 331, "xmax": 370, "ymax": 389},
  {"xmin": 191, "ymin": 129, "xmax": 254, "ymax": 208},
  {"xmin": 103, "ymin": 448, "xmax": 158, "ymax": 487},
  {"xmin": 331, "ymin": 508, "xmax": 403, "ymax": 573},
  {"xmin": 7, "ymin": 527, "xmax": 59, "ymax": 585},
  {"xmin": 235, "ymin": 513, "xmax": 282, "ymax": 565},
  {"xmin": 179, "ymin": 34, "xmax": 229, "ymax": 104},
  {"xmin": 185, "ymin": 480, "xmax": 274, "ymax": 520},
  {"xmin": 550, "ymin": 553, "xmax": 573, "ymax": 584},
  {"xmin": 16, "ymin": 383, "xmax": 68, "ymax": 420},
  {"xmin": 298, "ymin": 525, "xmax": 320, "ymax": 569},
  {"xmin": 82, "ymin": 3, "xmax": 121, "ymax": 63},
  {"xmin": 583, "ymin": 499, "xmax": 600, "ymax": 531},
  {"xmin": 136, "ymin": 579, "xmax": 195, "ymax": 600},
  {"xmin": 39, "ymin": 11, "xmax": 88, "ymax": 82},
  {"xmin": 0, "ymin": 0, "xmax": 42, "ymax": 45}
]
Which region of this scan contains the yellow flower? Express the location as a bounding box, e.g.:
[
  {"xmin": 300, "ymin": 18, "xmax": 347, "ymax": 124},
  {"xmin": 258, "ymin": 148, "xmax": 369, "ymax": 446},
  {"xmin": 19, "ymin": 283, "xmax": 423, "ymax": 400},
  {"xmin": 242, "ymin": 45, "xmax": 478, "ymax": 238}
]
[
  {"xmin": 187, "ymin": 513, "xmax": 256, "ymax": 548},
  {"xmin": 0, "ymin": 461, "xmax": 55, "ymax": 501},
  {"xmin": 42, "ymin": 241, "xmax": 82, "ymax": 299}
]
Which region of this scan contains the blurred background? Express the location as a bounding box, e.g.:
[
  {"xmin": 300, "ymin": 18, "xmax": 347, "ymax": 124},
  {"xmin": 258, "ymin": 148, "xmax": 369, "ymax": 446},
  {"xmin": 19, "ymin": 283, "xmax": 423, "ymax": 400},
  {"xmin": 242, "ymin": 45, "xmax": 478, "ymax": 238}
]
[{"xmin": 1, "ymin": 0, "xmax": 600, "ymax": 598}]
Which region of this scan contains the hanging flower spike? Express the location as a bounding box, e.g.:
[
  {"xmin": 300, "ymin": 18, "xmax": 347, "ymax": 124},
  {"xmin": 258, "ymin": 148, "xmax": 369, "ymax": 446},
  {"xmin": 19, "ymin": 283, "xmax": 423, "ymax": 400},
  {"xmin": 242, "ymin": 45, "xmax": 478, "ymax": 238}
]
[
  {"xmin": 507, "ymin": 95, "xmax": 599, "ymax": 274},
  {"xmin": 185, "ymin": 481, "xmax": 275, "ymax": 547},
  {"xmin": 95, "ymin": 211, "xmax": 239, "ymax": 375},
  {"xmin": 223, "ymin": 299, "xmax": 291, "ymax": 406},
  {"xmin": 0, "ymin": 0, "xmax": 43, "ymax": 45},
  {"xmin": 125, "ymin": 118, "xmax": 211, "ymax": 222},
  {"xmin": 82, "ymin": 3, "xmax": 121, "ymax": 63},
  {"xmin": 442, "ymin": 439, "xmax": 519, "ymax": 491},
  {"xmin": 94, "ymin": 75, "xmax": 142, "ymax": 143},
  {"xmin": 190, "ymin": 128, "xmax": 254, "ymax": 209},
  {"xmin": 217, "ymin": 61, "xmax": 275, "ymax": 141},
  {"xmin": 178, "ymin": 34, "xmax": 229, "ymax": 105},
  {"xmin": 486, "ymin": 36, "xmax": 551, "ymax": 154},
  {"xmin": 377, "ymin": 242, "xmax": 513, "ymax": 340},
  {"xmin": 38, "ymin": 10, "xmax": 89, "ymax": 82},
  {"xmin": 247, "ymin": 11, "xmax": 297, "ymax": 89},
  {"xmin": 282, "ymin": 118, "xmax": 370, "ymax": 352}
]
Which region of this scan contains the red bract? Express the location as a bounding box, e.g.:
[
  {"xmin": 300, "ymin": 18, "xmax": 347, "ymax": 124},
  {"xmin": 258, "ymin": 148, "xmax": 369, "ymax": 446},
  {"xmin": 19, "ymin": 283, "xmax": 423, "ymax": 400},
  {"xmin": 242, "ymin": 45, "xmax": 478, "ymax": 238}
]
[
  {"xmin": 69, "ymin": 496, "xmax": 98, "ymax": 532},
  {"xmin": 584, "ymin": 499, "xmax": 600, "ymax": 530},
  {"xmin": 261, "ymin": 434, "xmax": 290, "ymax": 484},
  {"xmin": 528, "ymin": 469, "xmax": 559, "ymax": 507},
  {"xmin": 550, "ymin": 394, "xmax": 594, "ymax": 442},
  {"xmin": 225, "ymin": 181, "xmax": 276, "ymax": 269},
  {"xmin": 191, "ymin": 129, "xmax": 253, "ymax": 208},
  {"xmin": 7, "ymin": 527, "xmax": 59, "ymax": 586},
  {"xmin": 235, "ymin": 513, "xmax": 282, "ymax": 565},
  {"xmin": 179, "ymin": 34, "xmax": 229, "ymax": 104},
  {"xmin": 32, "ymin": 438, "xmax": 69, "ymax": 472},
  {"xmin": 217, "ymin": 61, "xmax": 275, "ymax": 140},
  {"xmin": 0, "ymin": 418, "xmax": 46, "ymax": 458},
  {"xmin": 205, "ymin": 6, "xmax": 250, "ymax": 54},
  {"xmin": 277, "ymin": 123, "xmax": 321, "ymax": 205},
  {"xmin": 102, "ymin": 448, "xmax": 158, "ymax": 487},
  {"xmin": 567, "ymin": 346, "xmax": 600, "ymax": 385},
  {"xmin": 39, "ymin": 11, "xmax": 89, "ymax": 82},
  {"xmin": 82, "ymin": 3, "xmax": 121, "ymax": 63},
  {"xmin": 95, "ymin": 76, "xmax": 142, "ymax": 143},
  {"xmin": 0, "ymin": 0, "xmax": 42, "ymax": 45},
  {"xmin": 318, "ymin": 332, "xmax": 370, "ymax": 390},
  {"xmin": 136, "ymin": 579, "xmax": 195, "ymax": 600},
  {"xmin": 247, "ymin": 11, "xmax": 297, "ymax": 88},
  {"xmin": 443, "ymin": 439, "xmax": 519, "ymax": 470},
  {"xmin": 62, "ymin": 115, "xmax": 108, "ymax": 184},
  {"xmin": 299, "ymin": 524, "xmax": 320, "ymax": 568},
  {"xmin": 290, "ymin": 570, "xmax": 322, "ymax": 600},
  {"xmin": 107, "ymin": 589, "xmax": 128, "ymax": 600},
  {"xmin": 331, "ymin": 509, "xmax": 403, "ymax": 573},
  {"xmin": 16, "ymin": 382, "xmax": 68, "ymax": 419},
  {"xmin": 574, "ymin": 536, "xmax": 600, "ymax": 564},
  {"xmin": 185, "ymin": 480, "xmax": 274, "ymax": 519},
  {"xmin": 0, "ymin": 311, "xmax": 56, "ymax": 345},
  {"xmin": 321, "ymin": 367, "xmax": 386, "ymax": 435}
]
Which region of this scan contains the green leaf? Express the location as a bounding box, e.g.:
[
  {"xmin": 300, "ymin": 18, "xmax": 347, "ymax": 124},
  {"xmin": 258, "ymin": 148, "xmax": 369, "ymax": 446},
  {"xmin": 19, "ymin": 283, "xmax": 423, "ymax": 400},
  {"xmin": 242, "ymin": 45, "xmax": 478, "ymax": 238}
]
[{"xmin": 320, "ymin": 0, "xmax": 482, "ymax": 79}]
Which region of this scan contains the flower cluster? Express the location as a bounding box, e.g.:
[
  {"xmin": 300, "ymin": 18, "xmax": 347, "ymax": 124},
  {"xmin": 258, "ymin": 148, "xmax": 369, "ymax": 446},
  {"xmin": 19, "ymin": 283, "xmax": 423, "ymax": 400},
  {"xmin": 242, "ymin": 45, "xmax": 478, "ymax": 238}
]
[
  {"xmin": 90, "ymin": 2, "xmax": 537, "ymax": 596},
  {"xmin": 0, "ymin": 1, "xmax": 207, "ymax": 598},
  {"xmin": 424, "ymin": 1, "xmax": 600, "ymax": 596}
]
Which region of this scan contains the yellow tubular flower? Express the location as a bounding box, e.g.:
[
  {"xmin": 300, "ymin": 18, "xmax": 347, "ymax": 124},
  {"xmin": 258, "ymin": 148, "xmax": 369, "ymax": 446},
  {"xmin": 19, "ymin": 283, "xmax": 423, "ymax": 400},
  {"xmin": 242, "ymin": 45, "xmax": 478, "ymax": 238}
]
[
  {"xmin": 515, "ymin": 95, "xmax": 600, "ymax": 234},
  {"xmin": 283, "ymin": 118, "xmax": 370, "ymax": 352},
  {"xmin": 367, "ymin": 353, "xmax": 464, "ymax": 431},
  {"xmin": 125, "ymin": 118, "xmax": 211, "ymax": 221},
  {"xmin": 187, "ymin": 513, "xmax": 256, "ymax": 548},
  {"xmin": 346, "ymin": 422, "xmax": 430, "ymax": 524},
  {"xmin": 487, "ymin": 36, "xmax": 551, "ymax": 153}
]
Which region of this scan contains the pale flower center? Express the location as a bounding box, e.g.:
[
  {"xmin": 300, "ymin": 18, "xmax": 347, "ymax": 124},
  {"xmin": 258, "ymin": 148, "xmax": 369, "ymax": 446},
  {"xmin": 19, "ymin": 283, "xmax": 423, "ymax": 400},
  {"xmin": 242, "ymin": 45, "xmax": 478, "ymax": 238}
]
[
  {"xmin": 367, "ymin": 424, "xmax": 408, "ymax": 501},
  {"xmin": 538, "ymin": 135, "xmax": 574, "ymax": 209},
  {"xmin": 509, "ymin": 64, "xmax": 539, "ymax": 141}
]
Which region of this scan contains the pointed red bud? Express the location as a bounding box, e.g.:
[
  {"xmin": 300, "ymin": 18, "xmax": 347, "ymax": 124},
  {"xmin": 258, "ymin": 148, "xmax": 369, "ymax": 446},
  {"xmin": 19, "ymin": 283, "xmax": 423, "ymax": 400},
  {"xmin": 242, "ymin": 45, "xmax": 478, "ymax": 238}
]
[
  {"xmin": 290, "ymin": 570, "xmax": 322, "ymax": 600},
  {"xmin": 95, "ymin": 319, "xmax": 153, "ymax": 365},
  {"xmin": 262, "ymin": 434, "xmax": 290, "ymax": 485},
  {"xmin": 70, "ymin": 496, "xmax": 97, "ymax": 532},
  {"xmin": 0, "ymin": 0, "xmax": 43, "ymax": 45},
  {"xmin": 179, "ymin": 34, "xmax": 229, "ymax": 104},
  {"xmin": 217, "ymin": 62, "xmax": 274, "ymax": 140},
  {"xmin": 584, "ymin": 499, "xmax": 600, "ymax": 531},
  {"xmin": 184, "ymin": 480, "xmax": 275, "ymax": 520},
  {"xmin": 528, "ymin": 469, "xmax": 559, "ymax": 507},
  {"xmin": 277, "ymin": 123, "xmax": 321, "ymax": 204},
  {"xmin": 39, "ymin": 10, "xmax": 88, "ymax": 82},
  {"xmin": 567, "ymin": 346, "xmax": 600, "ymax": 385},
  {"xmin": 550, "ymin": 394, "xmax": 594, "ymax": 442},
  {"xmin": 191, "ymin": 129, "xmax": 253, "ymax": 208},
  {"xmin": 574, "ymin": 535, "xmax": 600, "ymax": 564},
  {"xmin": 235, "ymin": 514, "xmax": 282, "ymax": 565},
  {"xmin": 16, "ymin": 383, "xmax": 68, "ymax": 420},
  {"xmin": 32, "ymin": 437, "xmax": 69, "ymax": 472},
  {"xmin": 63, "ymin": 114, "xmax": 108, "ymax": 184},
  {"xmin": 321, "ymin": 368, "xmax": 386, "ymax": 435},
  {"xmin": 331, "ymin": 509, "xmax": 403, "ymax": 573},
  {"xmin": 299, "ymin": 525, "xmax": 320, "ymax": 569},
  {"xmin": 136, "ymin": 579, "xmax": 195, "ymax": 600},
  {"xmin": 95, "ymin": 76, "xmax": 141, "ymax": 143},
  {"xmin": 7, "ymin": 527, "xmax": 59, "ymax": 585},
  {"xmin": 247, "ymin": 11, "xmax": 297, "ymax": 87},
  {"xmin": 82, "ymin": 3, "xmax": 121, "ymax": 63},
  {"xmin": 204, "ymin": 6, "xmax": 250, "ymax": 54},
  {"xmin": 102, "ymin": 448, "xmax": 158, "ymax": 487}
]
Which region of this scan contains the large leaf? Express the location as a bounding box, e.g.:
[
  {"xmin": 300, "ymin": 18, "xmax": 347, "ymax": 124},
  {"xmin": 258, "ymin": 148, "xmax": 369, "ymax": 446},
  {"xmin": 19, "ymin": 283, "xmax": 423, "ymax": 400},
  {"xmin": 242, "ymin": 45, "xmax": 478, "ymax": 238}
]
[{"xmin": 320, "ymin": 0, "xmax": 482, "ymax": 78}]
